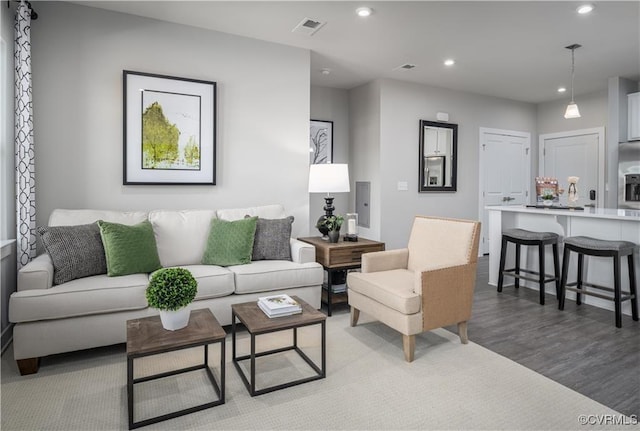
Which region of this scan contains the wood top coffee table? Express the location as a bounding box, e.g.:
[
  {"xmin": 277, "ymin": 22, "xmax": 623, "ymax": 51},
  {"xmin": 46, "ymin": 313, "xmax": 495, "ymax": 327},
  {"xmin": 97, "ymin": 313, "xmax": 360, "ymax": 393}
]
[
  {"xmin": 231, "ymin": 296, "xmax": 326, "ymax": 396},
  {"xmin": 126, "ymin": 308, "xmax": 226, "ymax": 429}
]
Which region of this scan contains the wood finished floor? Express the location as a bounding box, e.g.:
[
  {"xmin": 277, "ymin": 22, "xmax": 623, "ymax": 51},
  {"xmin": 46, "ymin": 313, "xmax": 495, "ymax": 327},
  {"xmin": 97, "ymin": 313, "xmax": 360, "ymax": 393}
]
[
  {"xmin": 330, "ymin": 256, "xmax": 640, "ymax": 417},
  {"xmin": 464, "ymin": 256, "xmax": 639, "ymax": 417}
]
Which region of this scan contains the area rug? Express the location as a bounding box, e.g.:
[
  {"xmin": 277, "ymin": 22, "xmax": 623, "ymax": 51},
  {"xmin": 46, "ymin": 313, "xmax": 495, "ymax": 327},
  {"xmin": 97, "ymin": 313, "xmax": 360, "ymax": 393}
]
[{"xmin": 0, "ymin": 311, "xmax": 628, "ymax": 430}]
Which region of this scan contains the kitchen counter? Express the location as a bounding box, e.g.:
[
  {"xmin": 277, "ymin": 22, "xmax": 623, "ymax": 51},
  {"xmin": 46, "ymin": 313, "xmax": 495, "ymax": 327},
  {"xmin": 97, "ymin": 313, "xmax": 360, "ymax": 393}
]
[
  {"xmin": 486, "ymin": 205, "xmax": 639, "ymax": 316},
  {"xmin": 492, "ymin": 205, "xmax": 640, "ymax": 221}
]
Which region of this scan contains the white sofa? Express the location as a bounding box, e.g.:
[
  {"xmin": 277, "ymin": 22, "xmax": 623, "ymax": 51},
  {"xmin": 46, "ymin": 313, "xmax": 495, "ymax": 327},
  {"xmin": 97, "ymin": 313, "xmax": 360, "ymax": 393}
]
[{"xmin": 9, "ymin": 205, "xmax": 323, "ymax": 375}]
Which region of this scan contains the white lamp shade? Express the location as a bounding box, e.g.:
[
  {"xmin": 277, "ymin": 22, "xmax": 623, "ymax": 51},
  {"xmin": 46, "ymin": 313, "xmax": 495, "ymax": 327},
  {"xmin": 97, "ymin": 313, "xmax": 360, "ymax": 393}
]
[
  {"xmin": 564, "ymin": 102, "xmax": 581, "ymax": 119},
  {"xmin": 308, "ymin": 163, "xmax": 350, "ymax": 193}
]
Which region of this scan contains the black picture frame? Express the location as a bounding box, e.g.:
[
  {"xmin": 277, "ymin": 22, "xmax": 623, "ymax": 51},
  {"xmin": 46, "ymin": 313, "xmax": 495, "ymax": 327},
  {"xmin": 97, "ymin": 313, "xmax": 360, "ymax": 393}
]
[
  {"xmin": 123, "ymin": 70, "xmax": 216, "ymax": 185},
  {"xmin": 310, "ymin": 119, "xmax": 333, "ymax": 164}
]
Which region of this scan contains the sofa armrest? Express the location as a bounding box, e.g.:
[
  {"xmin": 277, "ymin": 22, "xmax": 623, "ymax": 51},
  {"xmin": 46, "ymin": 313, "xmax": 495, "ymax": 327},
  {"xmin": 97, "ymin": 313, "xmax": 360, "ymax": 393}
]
[
  {"xmin": 290, "ymin": 238, "xmax": 316, "ymax": 264},
  {"xmin": 416, "ymin": 262, "xmax": 478, "ymax": 331},
  {"xmin": 18, "ymin": 254, "xmax": 54, "ymax": 291},
  {"xmin": 361, "ymin": 248, "xmax": 408, "ymax": 273}
]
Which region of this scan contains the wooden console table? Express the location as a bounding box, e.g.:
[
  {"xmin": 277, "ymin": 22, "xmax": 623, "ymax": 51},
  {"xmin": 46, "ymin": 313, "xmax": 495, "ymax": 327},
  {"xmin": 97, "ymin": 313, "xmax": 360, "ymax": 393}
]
[{"xmin": 297, "ymin": 236, "xmax": 385, "ymax": 316}]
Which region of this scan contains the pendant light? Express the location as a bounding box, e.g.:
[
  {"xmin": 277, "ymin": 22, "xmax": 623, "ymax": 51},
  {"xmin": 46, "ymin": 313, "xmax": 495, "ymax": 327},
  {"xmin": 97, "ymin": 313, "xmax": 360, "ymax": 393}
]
[{"xmin": 564, "ymin": 44, "xmax": 582, "ymax": 119}]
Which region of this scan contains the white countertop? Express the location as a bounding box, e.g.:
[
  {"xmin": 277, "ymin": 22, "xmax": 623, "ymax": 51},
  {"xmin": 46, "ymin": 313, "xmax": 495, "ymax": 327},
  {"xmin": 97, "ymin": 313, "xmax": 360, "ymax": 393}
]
[{"xmin": 485, "ymin": 205, "xmax": 640, "ymax": 222}]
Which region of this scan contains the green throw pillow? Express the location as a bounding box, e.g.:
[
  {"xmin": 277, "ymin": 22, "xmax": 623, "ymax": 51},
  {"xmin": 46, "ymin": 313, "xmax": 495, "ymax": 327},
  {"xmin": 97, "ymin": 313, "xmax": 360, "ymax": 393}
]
[
  {"xmin": 97, "ymin": 220, "xmax": 162, "ymax": 277},
  {"xmin": 202, "ymin": 217, "xmax": 258, "ymax": 266}
]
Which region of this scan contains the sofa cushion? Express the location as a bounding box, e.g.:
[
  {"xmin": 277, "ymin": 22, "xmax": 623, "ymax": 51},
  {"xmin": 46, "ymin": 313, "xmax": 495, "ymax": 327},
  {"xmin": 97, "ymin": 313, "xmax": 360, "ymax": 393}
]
[
  {"xmin": 347, "ymin": 269, "xmax": 421, "ymax": 314},
  {"xmin": 98, "ymin": 220, "xmax": 162, "ymax": 276},
  {"xmin": 230, "ymin": 260, "xmax": 323, "ymax": 294},
  {"xmin": 252, "ymin": 216, "xmax": 294, "ymax": 261},
  {"xmin": 48, "ymin": 209, "xmax": 148, "ymax": 227},
  {"xmin": 202, "ymin": 217, "xmax": 257, "ymax": 267},
  {"xmin": 9, "ymin": 273, "xmax": 149, "ymax": 323},
  {"xmin": 148, "ymin": 210, "xmax": 217, "ymax": 267},
  {"xmin": 159, "ymin": 265, "xmax": 235, "ymax": 300},
  {"xmin": 216, "ymin": 204, "xmax": 286, "ymax": 221},
  {"xmin": 37, "ymin": 223, "xmax": 107, "ymax": 285}
]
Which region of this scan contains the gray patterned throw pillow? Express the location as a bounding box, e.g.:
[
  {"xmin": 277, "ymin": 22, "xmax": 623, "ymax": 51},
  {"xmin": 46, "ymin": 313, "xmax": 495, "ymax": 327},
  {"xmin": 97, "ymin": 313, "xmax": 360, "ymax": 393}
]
[
  {"xmin": 251, "ymin": 216, "xmax": 294, "ymax": 261},
  {"xmin": 38, "ymin": 223, "xmax": 107, "ymax": 285}
]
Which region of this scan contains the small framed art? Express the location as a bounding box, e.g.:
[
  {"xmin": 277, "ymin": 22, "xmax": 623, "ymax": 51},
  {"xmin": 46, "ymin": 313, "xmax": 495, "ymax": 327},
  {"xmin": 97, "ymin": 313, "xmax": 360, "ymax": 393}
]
[
  {"xmin": 310, "ymin": 119, "xmax": 333, "ymax": 164},
  {"xmin": 123, "ymin": 70, "xmax": 216, "ymax": 185}
]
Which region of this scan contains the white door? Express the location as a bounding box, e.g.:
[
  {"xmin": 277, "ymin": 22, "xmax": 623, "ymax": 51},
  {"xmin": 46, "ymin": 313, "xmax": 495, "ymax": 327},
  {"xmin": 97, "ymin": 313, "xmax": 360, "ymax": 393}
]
[
  {"xmin": 479, "ymin": 129, "xmax": 531, "ymax": 254},
  {"xmin": 539, "ymin": 128, "xmax": 604, "ymax": 208}
]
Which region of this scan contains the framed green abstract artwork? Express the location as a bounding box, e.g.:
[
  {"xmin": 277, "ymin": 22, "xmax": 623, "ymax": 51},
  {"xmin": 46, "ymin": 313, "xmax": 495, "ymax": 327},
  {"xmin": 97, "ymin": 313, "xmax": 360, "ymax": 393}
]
[{"xmin": 123, "ymin": 70, "xmax": 216, "ymax": 185}]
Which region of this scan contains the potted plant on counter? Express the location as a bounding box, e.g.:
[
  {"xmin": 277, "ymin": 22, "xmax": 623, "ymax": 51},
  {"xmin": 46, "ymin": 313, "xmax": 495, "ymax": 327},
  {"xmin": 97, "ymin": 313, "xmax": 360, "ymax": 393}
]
[
  {"xmin": 146, "ymin": 267, "xmax": 198, "ymax": 331},
  {"xmin": 541, "ymin": 193, "xmax": 555, "ymax": 207},
  {"xmin": 317, "ymin": 215, "xmax": 344, "ymax": 243}
]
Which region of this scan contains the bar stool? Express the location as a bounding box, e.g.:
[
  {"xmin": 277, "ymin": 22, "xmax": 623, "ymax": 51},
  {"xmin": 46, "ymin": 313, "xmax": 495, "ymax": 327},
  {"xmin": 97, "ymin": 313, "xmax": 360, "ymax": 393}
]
[
  {"xmin": 559, "ymin": 236, "xmax": 638, "ymax": 328},
  {"xmin": 497, "ymin": 228, "xmax": 560, "ymax": 305}
]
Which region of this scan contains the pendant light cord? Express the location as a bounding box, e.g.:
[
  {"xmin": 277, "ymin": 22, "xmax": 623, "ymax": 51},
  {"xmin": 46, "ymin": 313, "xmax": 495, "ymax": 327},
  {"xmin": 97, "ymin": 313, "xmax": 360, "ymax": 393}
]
[{"xmin": 570, "ymin": 48, "xmax": 575, "ymax": 103}]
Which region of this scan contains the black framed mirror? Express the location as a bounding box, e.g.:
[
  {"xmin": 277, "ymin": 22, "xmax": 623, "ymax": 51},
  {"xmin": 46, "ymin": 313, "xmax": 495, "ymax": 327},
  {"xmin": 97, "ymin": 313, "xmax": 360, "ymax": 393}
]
[{"xmin": 419, "ymin": 120, "xmax": 457, "ymax": 192}]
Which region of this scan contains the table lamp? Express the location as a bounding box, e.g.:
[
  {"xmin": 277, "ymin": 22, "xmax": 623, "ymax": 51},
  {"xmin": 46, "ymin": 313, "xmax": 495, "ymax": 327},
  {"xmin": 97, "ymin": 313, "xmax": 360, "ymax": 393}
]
[{"xmin": 308, "ymin": 163, "xmax": 350, "ymax": 240}]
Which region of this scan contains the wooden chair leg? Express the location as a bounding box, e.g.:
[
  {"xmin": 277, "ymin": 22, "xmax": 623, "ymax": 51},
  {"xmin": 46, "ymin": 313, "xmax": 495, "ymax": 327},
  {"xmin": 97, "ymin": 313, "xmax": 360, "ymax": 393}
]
[
  {"xmin": 402, "ymin": 334, "xmax": 415, "ymax": 362},
  {"xmin": 458, "ymin": 321, "xmax": 469, "ymax": 344},
  {"xmin": 350, "ymin": 307, "xmax": 360, "ymax": 327},
  {"xmin": 16, "ymin": 358, "xmax": 40, "ymax": 375}
]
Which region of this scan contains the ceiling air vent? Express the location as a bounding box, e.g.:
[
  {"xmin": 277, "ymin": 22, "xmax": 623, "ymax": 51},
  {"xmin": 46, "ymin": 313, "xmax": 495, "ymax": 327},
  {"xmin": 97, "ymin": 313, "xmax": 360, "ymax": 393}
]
[
  {"xmin": 394, "ymin": 63, "xmax": 417, "ymax": 71},
  {"xmin": 292, "ymin": 17, "xmax": 326, "ymax": 36}
]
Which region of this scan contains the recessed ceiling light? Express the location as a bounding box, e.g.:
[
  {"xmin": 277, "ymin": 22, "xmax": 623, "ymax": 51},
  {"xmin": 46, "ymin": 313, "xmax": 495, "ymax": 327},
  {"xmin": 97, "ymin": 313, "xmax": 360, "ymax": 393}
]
[
  {"xmin": 577, "ymin": 4, "xmax": 594, "ymax": 14},
  {"xmin": 356, "ymin": 7, "xmax": 373, "ymax": 17},
  {"xmin": 444, "ymin": 59, "xmax": 455, "ymax": 66},
  {"xmin": 558, "ymin": 87, "xmax": 567, "ymax": 93}
]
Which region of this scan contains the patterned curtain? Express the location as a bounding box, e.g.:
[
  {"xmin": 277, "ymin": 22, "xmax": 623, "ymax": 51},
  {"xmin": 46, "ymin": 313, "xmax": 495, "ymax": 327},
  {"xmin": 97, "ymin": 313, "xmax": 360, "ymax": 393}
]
[{"xmin": 15, "ymin": 1, "xmax": 35, "ymax": 269}]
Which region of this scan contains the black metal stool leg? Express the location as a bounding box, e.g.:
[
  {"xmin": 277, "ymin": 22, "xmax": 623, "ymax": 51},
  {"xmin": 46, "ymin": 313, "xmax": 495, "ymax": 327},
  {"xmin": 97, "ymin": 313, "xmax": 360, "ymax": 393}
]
[
  {"xmin": 497, "ymin": 236, "xmax": 508, "ymax": 293},
  {"xmin": 515, "ymin": 243, "xmax": 521, "ymax": 289},
  {"xmin": 576, "ymin": 253, "xmax": 584, "ymax": 305},
  {"xmin": 614, "ymin": 255, "xmax": 622, "ymax": 328},
  {"xmin": 559, "ymin": 247, "xmax": 571, "ymax": 310},
  {"xmin": 552, "ymin": 243, "xmax": 560, "ymax": 299},
  {"xmin": 628, "ymin": 253, "xmax": 638, "ymax": 321},
  {"xmin": 538, "ymin": 243, "xmax": 545, "ymax": 305}
]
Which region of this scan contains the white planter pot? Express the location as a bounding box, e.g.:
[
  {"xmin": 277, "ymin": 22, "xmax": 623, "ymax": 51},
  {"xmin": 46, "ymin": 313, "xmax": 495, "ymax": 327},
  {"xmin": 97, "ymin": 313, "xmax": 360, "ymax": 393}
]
[{"xmin": 159, "ymin": 308, "xmax": 191, "ymax": 331}]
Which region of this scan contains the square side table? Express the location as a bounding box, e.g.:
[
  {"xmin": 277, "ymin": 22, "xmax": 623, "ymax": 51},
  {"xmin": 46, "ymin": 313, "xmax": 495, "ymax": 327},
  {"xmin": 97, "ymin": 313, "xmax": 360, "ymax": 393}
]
[
  {"xmin": 231, "ymin": 296, "xmax": 326, "ymax": 396},
  {"xmin": 126, "ymin": 308, "xmax": 226, "ymax": 429},
  {"xmin": 297, "ymin": 236, "xmax": 385, "ymax": 315}
]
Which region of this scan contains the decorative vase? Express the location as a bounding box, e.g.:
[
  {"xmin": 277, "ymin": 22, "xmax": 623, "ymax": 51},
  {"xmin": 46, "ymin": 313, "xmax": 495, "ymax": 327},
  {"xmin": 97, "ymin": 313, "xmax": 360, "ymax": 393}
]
[
  {"xmin": 543, "ymin": 199, "xmax": 553, "ymax": 207},
  {"xmin": 568, "ymin": 181, "xmax": 579, "ymax": 207},
  {"xmin": 159, "ymin": 308, "xmax": 190, "ymax": 331},
  {"xmin": 327, "ymin": 230, "xmax": 340, "ymax": 243}
]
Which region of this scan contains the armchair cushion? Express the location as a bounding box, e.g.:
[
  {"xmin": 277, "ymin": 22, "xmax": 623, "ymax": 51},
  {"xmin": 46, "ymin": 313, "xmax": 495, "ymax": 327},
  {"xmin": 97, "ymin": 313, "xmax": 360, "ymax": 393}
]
[
  {"xmin": 361, "ymin": 249, "xmax": 408, "ymax": 273},
  {"xmin": 347, "ymin": 269, "xmax": 421, "ymax": 314}
]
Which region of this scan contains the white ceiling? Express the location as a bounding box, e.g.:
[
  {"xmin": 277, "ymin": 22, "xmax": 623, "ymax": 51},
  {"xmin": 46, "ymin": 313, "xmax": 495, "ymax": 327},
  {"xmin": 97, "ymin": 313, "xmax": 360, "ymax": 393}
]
[{"xmin": 70, "ymin": 1, "xmax": 640, "ymax": 104}]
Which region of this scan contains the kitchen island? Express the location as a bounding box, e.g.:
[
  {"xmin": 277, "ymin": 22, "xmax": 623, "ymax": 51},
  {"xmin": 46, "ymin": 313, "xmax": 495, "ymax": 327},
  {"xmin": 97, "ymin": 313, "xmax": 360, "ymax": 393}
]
[{"xmin": 486, "ymin": 206, "xmax": 640, "ymax": 315}]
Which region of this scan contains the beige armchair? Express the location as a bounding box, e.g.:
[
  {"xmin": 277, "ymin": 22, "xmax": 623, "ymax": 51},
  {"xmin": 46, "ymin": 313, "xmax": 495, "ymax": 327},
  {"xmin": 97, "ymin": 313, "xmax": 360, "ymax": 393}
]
[{"xmin": 347, "ymin": 216, "xmax": 481, "ymax": 362}]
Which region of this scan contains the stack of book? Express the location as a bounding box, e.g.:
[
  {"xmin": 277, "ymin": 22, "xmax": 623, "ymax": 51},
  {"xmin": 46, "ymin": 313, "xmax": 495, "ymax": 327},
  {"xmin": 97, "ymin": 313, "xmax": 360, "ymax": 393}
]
[{"xmin": 257, "ymin": 294, "xmax": 302, "ymax": 318}]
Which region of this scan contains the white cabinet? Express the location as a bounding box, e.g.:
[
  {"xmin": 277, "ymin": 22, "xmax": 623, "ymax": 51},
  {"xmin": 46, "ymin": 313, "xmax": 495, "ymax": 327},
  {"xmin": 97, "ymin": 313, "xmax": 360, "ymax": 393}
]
[{"xmin": 629, "ymin": 92, "xmax": 640, "ymax": 141}]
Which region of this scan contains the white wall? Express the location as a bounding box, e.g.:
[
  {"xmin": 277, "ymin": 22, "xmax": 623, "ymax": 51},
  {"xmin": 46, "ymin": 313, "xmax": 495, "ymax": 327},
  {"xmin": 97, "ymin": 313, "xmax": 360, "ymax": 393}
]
[
  {"xmin": 309, "ymin": 86, "xmax": 349, "ymax": 234},
  {"xmin": 1, "ymin": 2, "xmax": 15, "ymax": 242},
  {"xmin": 349, "ymin": 81, "xmax": 381, "ymax": 240},
  {"xmin": 376, "ymin": 79, "xmax": 537, "ymax": 249},
  {"xmin": 32, "ymin": 2, "xmax": 311, "ymax": 236},
  {"xmin": 536, "ymin": 90, "xmax": 608, "ymax": 135}
]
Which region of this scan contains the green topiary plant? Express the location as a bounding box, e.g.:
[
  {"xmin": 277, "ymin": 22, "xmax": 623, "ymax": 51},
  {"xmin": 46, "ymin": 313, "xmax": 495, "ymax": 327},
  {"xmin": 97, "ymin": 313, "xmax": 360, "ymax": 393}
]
[{"xmin": 146, "ymin": 267, "xmax": 197, "ymax": 311}]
